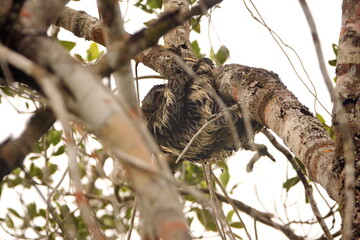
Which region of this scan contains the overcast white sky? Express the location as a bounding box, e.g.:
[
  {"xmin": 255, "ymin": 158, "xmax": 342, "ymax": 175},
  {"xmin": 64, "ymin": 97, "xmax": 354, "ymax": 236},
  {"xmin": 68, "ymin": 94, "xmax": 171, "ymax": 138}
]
[{"xmin": 0, "ymin": 0, "xmax": 343, "ymax": 239}]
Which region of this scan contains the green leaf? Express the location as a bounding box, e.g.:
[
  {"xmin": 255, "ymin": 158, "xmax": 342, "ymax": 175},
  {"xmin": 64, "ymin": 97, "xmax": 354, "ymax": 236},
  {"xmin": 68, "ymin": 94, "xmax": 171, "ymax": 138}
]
[
  {"xmin": 190, "ymin": 40, "xmax": 205, "ymax": 59},
  {"xmin": 230, "ymin": 222, "xmax": 243, "ymax": 229},
  {"xmin": 328, "ymin": 59, "xmax": 337, "ymax": 66},
  {"xmin": 74, "ymin": 53, "xmax": 86, "ymax": 64},
  {"xmin": 332, "ymin": 43, "xmax": 338, "ymax": 56},
  {"xmin": 30, "ymin": 163, "xmax": 43, "ymax": 180},
  {"xmin": 316, "ymin": 113, "xmax": 326, "ymax": 124},
  {"xmin": 48, "ymin": 128, "xmax": 63, "ymax": 146},
  {"xmin": 86, "ymin": 43, "xmax": 102, "ymax": 62},
  {"xmin": 283, "ymin": 176, "xmax": 300, "ymax": 192},
  {"xmin": 1, "ymin": 87, "xmax": 14, "ymax": 97},
  {"xmin": 53, "ymin": 145, "xmax": 65, "ymax": 156},
  {"xmin": 219, "ymin": 169, "xmax": 230, "ymax": 187},
  {"xmin": 29, "ymin": 155, "xmax": 41, "ymax": 161},
  {"xmin": 27, "ymin": 202, "xmax": 37, "ymax": 219},
  {"xmin": 8, "ymin": 208, "xmax": 22, "ymax": 219},
  {"xmin": 147, "ymin": 0, "xmax": 163, "ymax": 9},
  {"xmin": 47, "ymin": 163, "xmax": 58, "ymax": 175},
  {"xmin": 32, "ymin": 141, "xmax": 43, "ymax": 153},
  {"xmin": 215, "ymin": 45, "xmax": 229, "ymax": 65},
  {"xmin": 59, "ymin": 205, "xmax": 70, "ymax": 218},
  {"xmin": 190, "ymin": 17, "xmax": 201, "ymax": 33},
  {"xmin": 226, "ymin": 210, "xmax": 234, "ymax": 221},
  {"xmin": 100, "ymin": 214, "xmax": 115, "ymax": 228},
  {"xmin": 5, "ymin": 215, "xmax": 14, "ymax": 229},
  {"xmin": 187, "ymin": 216, "xmax": 194, "ymax": 226},
  {"xmin": 295, "ymin": 157, "xmax": 306, "ymax": 173},
  {"xmin": 39, "ymin": 209, "xmax": 47, "ymax": 218},
  {"xmin": 6, "ymin": 176, "xmax": 23, "ymax": 187},
  {"xmin": 195, "ymin": 208, "xmax": 217, "ymax": 232},
  {"xmin": 59, "ymin": 40, "xmax": 76, "ymax": 51}
]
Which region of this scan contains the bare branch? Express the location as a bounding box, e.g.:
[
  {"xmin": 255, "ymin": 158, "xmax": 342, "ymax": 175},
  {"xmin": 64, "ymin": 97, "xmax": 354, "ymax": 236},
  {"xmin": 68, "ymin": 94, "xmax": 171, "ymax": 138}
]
[
  {"xmin": 261, "ymin": 128, "xmax": 333, "ymax": 240},
  {"xmin": 55, "ymin": 6, "xmax": 106, "ymax": 46},
  {"xmin": 0, "ymin": 108, "xmax": 55, "ymax": 181},
  {"xmin": 94, "ymin": 0, "xmax": 222, "ymax": 77}
]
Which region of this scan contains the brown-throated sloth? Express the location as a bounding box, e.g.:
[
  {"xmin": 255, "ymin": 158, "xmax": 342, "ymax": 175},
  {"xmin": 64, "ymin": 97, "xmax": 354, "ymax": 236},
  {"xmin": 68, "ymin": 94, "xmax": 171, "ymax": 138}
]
[{"xmin": 141, "ymin": 57, "xmax": 263, "ymax": 163}]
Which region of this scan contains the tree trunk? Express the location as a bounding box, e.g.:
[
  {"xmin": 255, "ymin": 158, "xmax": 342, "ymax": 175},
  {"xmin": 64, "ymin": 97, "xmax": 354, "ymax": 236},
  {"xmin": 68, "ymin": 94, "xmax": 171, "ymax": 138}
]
[{"xmin": 333, "ymin": 0, "xmax": 360, "ymax": 238}]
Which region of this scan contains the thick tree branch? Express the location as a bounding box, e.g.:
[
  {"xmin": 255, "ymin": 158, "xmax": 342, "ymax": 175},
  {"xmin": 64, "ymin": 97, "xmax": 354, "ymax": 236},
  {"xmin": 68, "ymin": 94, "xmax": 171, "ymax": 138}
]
[
  {"xmin": 96, "ymin": 0, "xmax": 139, "ymax": 115},
  {"xmin": 94, "ymin": 0, "xmax": 221, "ymax": 77},
  {"xmin": 0, "ymin": 108, "xmax": 55, "ymax": 181},
  {"xmin": 55, "ymin": 6, "xmax": 106, "ymax": 46},
  {"xmin": 214, "ymin": 64, "xmax": 340, "ymax": 200}
]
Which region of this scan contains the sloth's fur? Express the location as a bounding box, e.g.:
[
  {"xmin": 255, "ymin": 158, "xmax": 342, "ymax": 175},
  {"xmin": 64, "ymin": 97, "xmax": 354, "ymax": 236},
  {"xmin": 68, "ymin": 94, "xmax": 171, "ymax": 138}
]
[{"xmin": 141, "ymin": 58, "xmax": 262, "ymax": 162}]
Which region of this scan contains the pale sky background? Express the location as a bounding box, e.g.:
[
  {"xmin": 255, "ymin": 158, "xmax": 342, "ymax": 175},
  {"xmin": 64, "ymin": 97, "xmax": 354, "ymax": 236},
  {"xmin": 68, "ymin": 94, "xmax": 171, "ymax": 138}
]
[{"xmin": 0, "ymin": 0, "xmax": 343, "ymax": 239}]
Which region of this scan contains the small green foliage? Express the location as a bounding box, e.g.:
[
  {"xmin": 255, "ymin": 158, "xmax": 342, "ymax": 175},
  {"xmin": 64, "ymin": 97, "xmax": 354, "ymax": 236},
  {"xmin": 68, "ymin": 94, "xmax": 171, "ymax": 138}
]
[
  {"xmin": 86, "ymin": 43, "xmax": 103, "ymax": 62},
  {"xmin": 215, "ymin": 45, "xmax": 230, "ymax": 65},
  {"xmin": 27, "ymin": 202, "xmax": 37, "ymax": 219},
  {"xmin": 38, "ymin": 208, "xmax": 47, "ymax": 218},
  {"xmin": 226, "ymin": 209, "xmax": 234, "ymax": 221},
  {"xmin": 295, "ymin": 157, "xmax": 306, "ymax": 174},
  {"xmin": 8, "ymin": 208, "xmax": 22, "ymax": 219},
  {"xmin": 47, "ymin": 162, "xmax": 58, "ymax": 175},
  {"xmin": 190, "ymin": 17, "xmax": 201, "ymax": 33},
  {"xmin": 134, "ymin": 0, "xmax": 163, "ymax": 13},
  {"xmin": 53, "ymin": 145, "xmax": 66, "ymax": 156},
  {"xmin": 59, "ymin": 204, "xmax": 70, "ymax": 218},
  {"xmin": 328, "ymin": 59, "xmax": 337, "ymax": 66},
  {"xmin": 29, "ymin": 163, "xmax": 43, "ymax": 180},
  {"xmin": 230, "ymin": 222, "xmax": 243, "ymax": 229},
  {"xmin": 5, "ymin": 215, "xmax": 14, "ymax": 229},
  {"xmin": 332, "ymin": 43, "xmax": 339, "ymax": 56},
  {"xmin": 0, "ymin": 86, "xmax": 15, "ymax": 97},
  {"xmin": 218, "ymin": 160, "xmax": 230, "ymax": 187},
  {"xmin": 210, "ymin": 45, "xmax": 230, "ymax": 65},
  {"xmin": 59, "ymin": 40, "xmax": 76, "ymax": 51},
  {"xmin": 181, "ymin": 161, "xmax": 204, "ymax": 185},
  {"xmin": 6, "ymin": 175, "xmax": 24, "ymax": 187},
  {"xmin": 47, "ymin": 128, "xmax": 63, "ymax": 146},
  {"xmin": 283, "ymin": 176, "xmax": 300, "ymax": 192},
  {"xmin": 316, "ymin": 113, "xmax": 335, "ymax": 139},
  {"xmin": 191, "ymin": 40, "xmax": 205, "ymax": 59},
  {"xmin": 328, "ymin": 43, "xmax": 338, "ymax": 66},
  {"xmin": 219, "ymin": 169, "xmax": 230, "ymax": 187},
  {"xmin": 100, "ymin": 214, "xmax": 115, "ymax": 229},
  {"xmin": 316, "ymin": 112, "xmax": 326, "ymax": 124},
  {"xmin": 194, "ymin": 207, "xmax": 217, "ymax": 232},
  {"xmin": 74, "ymin": 53, "xmax": 86, "ymax": 64},
  {"xmin": 147, "ymin": 0, "xmax": 163, "ymax": 9}
]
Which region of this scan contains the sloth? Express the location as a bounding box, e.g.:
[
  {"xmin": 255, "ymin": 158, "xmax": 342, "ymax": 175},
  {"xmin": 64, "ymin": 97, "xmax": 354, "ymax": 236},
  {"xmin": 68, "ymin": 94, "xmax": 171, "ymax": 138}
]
[{"xmin": 141, "ymin": 57, "xmax": 264, "ymax": 163}]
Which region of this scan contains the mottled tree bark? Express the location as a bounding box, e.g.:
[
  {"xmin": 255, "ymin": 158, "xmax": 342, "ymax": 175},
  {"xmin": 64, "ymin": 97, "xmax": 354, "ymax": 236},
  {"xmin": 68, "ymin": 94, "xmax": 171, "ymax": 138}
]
[{"xmin": 333, "ymin": 0, "xmax": 360, "ymax": 238}]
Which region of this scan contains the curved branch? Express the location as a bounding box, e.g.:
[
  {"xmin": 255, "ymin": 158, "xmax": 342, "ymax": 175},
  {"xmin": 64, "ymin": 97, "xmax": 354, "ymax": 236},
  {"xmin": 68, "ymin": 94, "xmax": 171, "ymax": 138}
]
[{"xmin": 0, "ymin": 108, "xmax": 55, "ymax": 181}]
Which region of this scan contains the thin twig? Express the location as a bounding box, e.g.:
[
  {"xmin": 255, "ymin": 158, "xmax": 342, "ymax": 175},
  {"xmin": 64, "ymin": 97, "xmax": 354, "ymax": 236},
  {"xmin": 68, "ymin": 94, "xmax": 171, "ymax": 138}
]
[
  {"xmin": 211, "ymin": 171, "xmax": 252, "ymax": 240},
  {"xmin": 202, "ymin": 163, "xmax": 236, "ymax": 240},
  {"xmin": 175, "ymin": 105, "xmax": 239, "ymax": 163},
  {"xmin": 261, "ymin": 128, "xmax": 333, "ymax": 240},
  {"xmin": 127, "ymin": 198, "xmax": 137, "ymax": 240},
  {"xmin": 242, "ymin": 0, "xmax": 331, "ymax": 116}
]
